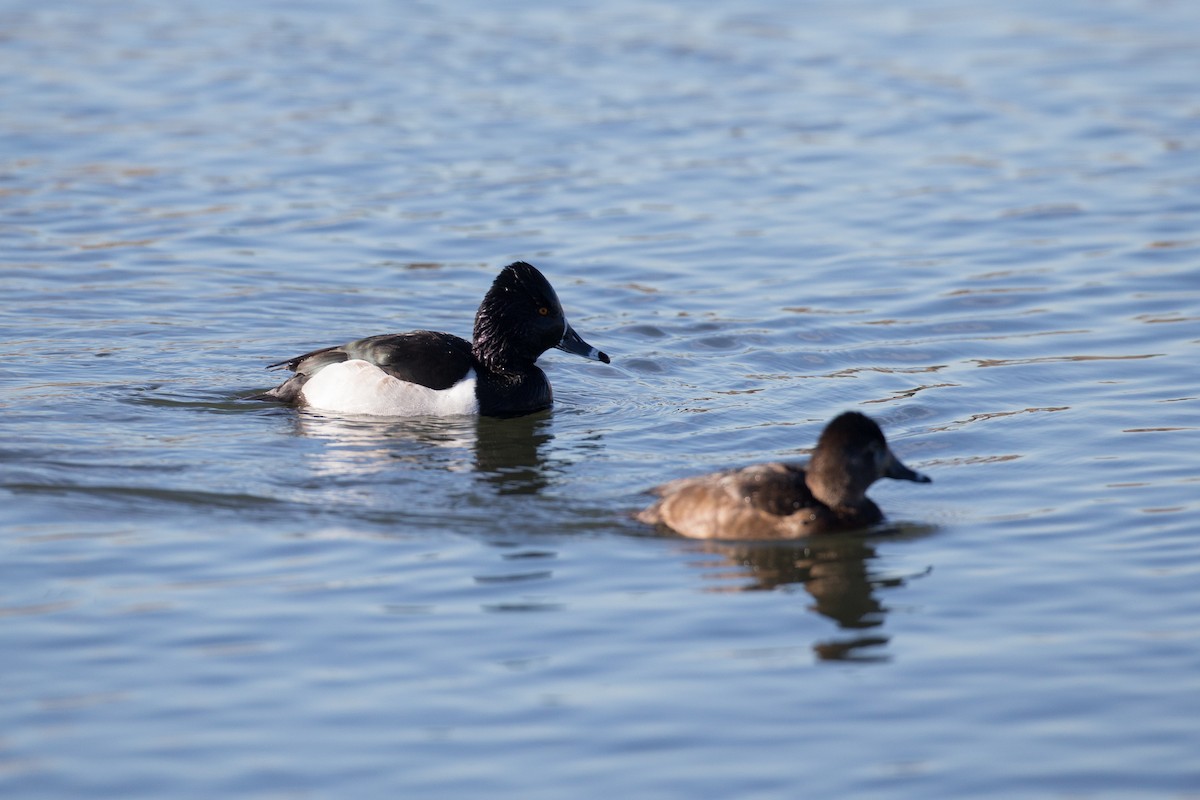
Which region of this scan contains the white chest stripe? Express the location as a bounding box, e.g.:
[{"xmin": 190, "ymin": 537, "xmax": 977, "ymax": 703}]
[{"xmin": 300, "ymin": 360, "xmax": 480, "ymax": 416}]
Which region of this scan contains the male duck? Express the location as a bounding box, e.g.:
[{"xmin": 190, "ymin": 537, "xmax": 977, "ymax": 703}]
[
  {"xmin": 637, "ymin": 412, "xmax": 931, "ymax": 539},
  {"xmin": 260, "ymin": 261, "xmax": 610, "ymax": 416}
]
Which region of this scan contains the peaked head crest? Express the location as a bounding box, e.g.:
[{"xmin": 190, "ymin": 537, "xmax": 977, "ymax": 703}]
[{"xmin": 473, "ymin": 261, "xmax": 566, "ymax": 367}]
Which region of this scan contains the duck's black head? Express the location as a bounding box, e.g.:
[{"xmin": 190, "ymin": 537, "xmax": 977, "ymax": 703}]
[
  {"xmin": 473, "ymin": 261, "xmax": 610, "ymax": 371},
  {"xmin": 808, "ymin": 411, "xmax": 931, "ymax": 509}
]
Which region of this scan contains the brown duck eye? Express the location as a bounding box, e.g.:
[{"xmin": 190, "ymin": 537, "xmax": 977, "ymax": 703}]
[{"xmin": 538, "ymin": 307, "xmax": 550, "ymax": 316}]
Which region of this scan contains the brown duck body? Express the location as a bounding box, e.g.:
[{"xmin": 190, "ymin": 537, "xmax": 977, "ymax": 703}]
[{"xmin": 637, "ymin": 412, "xmax": 930, "ymax": 540}]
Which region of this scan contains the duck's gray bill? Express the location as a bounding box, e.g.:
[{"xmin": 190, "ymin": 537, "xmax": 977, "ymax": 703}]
[
  {"xmin": 557, "ymin": 324, "xmax": 610, "ymax": 364},
  {"xmin": 886, "ymin": 453, "xmax": 932, "ymax": 483}
]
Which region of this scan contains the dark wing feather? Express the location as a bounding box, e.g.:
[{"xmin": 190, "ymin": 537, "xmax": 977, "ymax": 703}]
[
  {"xmin": 343, "ymin": 331, "xmax": 475, "ymax": 390},
  {"xmin": 266, "ymin": 331, "xmax": 476, "ymax": 391},
  {"xmin": 725, "ymin": 462, "xmax": 817, "ymax": 516},
  {"xmin": 265, "ymin": 344, "xmax": 348, "ymax": 373}
]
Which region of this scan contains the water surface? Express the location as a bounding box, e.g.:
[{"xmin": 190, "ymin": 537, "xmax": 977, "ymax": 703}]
[{"xmin": 3, "ymin": 0, "xmax": 1199, "ymax": 796}]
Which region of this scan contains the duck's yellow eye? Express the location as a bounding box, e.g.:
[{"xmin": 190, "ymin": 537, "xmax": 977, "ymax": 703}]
[{"xmin": 538, "ymin": 307, "xmax": 550, "ymax": 316}]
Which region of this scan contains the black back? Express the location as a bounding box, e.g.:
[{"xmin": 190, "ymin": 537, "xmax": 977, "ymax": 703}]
[
  {"xmin": 266, "ymin": 331, "xmax": 476, "ymax": 389},
  {"xmin": 343, "ymin": 331, "xmax": 476, "ymax": 389}
]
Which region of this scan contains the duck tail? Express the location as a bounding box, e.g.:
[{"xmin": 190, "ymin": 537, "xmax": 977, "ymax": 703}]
[{"xmin": 250, "ymin": 374, "xmax": 309, "ymax": 405}]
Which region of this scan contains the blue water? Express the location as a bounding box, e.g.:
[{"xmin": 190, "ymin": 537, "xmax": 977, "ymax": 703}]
[{"xmin": 3, "ymin": 0, "xmax": 1199, "ymax": 796}]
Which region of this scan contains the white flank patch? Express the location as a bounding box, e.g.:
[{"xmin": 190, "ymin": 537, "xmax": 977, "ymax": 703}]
[{"xmin": 300, "ymin": 360, "xmax": 480, "ymax": 416}]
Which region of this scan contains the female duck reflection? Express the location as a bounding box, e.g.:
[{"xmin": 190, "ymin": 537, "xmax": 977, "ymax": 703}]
[
  {"xmin": 287, "ymin": 411, "xmax": 559, "ymax": 495},
  {"xmin": 689, "ymin": 535, "xmax": 932, "ymax": 662}
]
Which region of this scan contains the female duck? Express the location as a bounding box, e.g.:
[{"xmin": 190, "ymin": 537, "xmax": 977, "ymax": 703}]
[
  {"xmin": 638, "ymin": 412, "xmax": 931, "ymax": 539},
  {"xmin": 261, "ymin": 261, "xmax": 609, "ymax": 416}
]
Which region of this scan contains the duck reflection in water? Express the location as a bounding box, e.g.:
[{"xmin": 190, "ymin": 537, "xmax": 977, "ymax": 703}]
[
  {"xmin": 283, "ymin": 409, "xmax": 558, "ymax": 495},
  {"xmin": 691, "ymin": 530, "xmax": 932, "ymax": 662},
  {"xmin": 471, "ymin": 411, "xmax": 558, "ymax": 495}
]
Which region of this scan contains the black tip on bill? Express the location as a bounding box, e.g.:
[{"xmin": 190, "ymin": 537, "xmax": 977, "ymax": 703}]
[{"xmin": 557, "ymin": 324, "xmax": 610, "ymax": 365}]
